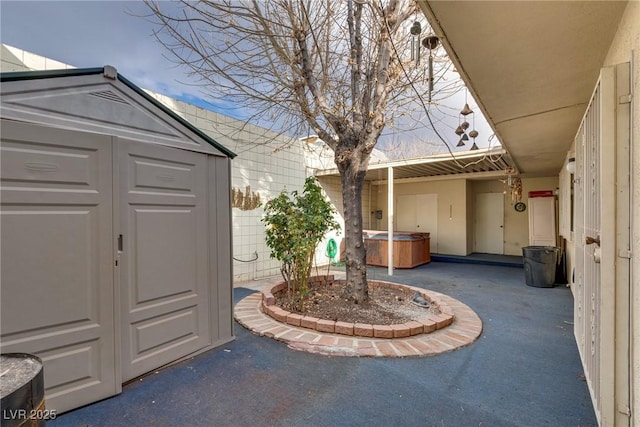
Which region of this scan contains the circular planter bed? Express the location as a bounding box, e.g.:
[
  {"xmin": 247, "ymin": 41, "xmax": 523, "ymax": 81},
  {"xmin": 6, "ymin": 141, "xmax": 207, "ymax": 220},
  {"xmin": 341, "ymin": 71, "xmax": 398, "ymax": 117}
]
[{"xmin": 261, "ymin": 276, "xmax": 454, "ymax": 338}]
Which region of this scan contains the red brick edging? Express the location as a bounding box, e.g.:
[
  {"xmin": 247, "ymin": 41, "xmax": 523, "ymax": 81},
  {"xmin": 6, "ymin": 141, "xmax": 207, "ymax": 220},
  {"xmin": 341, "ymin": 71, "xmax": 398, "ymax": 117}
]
[
  {"xmin": 234, "ymin": 276, "xmax": 483, "ymax": 358},
  {"xmin": 261, "ymin": 277, "xmax": 454, "ymax": 338}
]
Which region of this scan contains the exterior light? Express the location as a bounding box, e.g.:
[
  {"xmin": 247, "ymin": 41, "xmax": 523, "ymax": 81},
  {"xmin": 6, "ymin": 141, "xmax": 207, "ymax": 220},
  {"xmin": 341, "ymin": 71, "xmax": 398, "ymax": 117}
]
[{"xmin": 566, "ymin": 157, "xmax": 576, "ymax": 174}]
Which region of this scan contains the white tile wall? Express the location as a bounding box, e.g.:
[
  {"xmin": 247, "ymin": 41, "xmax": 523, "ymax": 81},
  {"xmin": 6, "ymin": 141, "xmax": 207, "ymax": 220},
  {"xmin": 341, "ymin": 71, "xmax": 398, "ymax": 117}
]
[{"xmin": 2, "ymin": 45, "xmax": 76, "ymax": 71}]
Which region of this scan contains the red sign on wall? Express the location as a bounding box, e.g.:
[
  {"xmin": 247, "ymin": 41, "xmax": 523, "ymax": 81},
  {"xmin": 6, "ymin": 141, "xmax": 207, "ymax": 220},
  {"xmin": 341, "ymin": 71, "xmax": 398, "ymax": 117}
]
[{"xmin": 528, "ymin": 190, "xmax": 554, "ymax": 198}]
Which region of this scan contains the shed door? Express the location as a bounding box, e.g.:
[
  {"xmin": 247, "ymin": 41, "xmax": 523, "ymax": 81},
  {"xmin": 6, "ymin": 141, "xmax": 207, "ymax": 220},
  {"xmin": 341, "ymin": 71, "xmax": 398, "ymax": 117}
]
[
  {"xmin": 0, "ymin": 120, "xmax": 118, "ymax": 412},
  {"xmin": 120, "ymin": 140, "xmax": 211, "ymax": 381}
]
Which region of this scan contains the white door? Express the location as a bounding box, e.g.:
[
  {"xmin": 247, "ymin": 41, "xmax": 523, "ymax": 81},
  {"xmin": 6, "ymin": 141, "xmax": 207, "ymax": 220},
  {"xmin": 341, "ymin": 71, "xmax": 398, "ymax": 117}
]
[
  {"xmin": 613, "ymin": 62, "xmax": 632, "ymax": 427},
  {"xmin": 528, "ymin": 197, "xmax": 556, "ymax": 246},
  {"xmin": 0, "ymin": 121, "xmax": 118, "ymax": 412},
  {"xmin": 474, "ymin": 193, "xmax": 504, "ymax": 254},
  {"xmin": 574, "ymin": 65, "xmax": 628, "ymax": 425},
  {"xmin": 119, "ymin": 140, "xmax": 211, "ymax": 381},
  {"xmin": 396, "ymin": 194, "xmax": 438, "ymax": 252}
]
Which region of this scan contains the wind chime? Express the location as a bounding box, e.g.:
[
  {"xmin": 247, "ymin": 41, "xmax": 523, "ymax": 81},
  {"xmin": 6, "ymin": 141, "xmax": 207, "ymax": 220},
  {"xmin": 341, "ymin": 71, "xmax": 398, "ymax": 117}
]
[
  {"xmin": 409, "ymin": 21, "xmax": 422, "ymax": 64},
  {"xmin": 410, "ymin": 21, "xmax": 440, "ymax": 103},
  {"xmin": 501, "ymin": 174, "xmax": 525, "ymax": 211},
  {"xmin": 454, "ymin": 90, "xmax": 479, "ymax": 150}
]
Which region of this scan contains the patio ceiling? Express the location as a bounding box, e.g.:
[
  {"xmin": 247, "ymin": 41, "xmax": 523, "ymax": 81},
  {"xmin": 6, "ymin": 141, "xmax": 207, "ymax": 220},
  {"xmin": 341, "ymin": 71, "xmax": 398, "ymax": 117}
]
[
  {"xmin": 418, "ymin": 1, "xmax": 628, "ymax": 177},
  {"xmin": 315, "ymin": 147, "xmax": 514, "ymax": 183}
]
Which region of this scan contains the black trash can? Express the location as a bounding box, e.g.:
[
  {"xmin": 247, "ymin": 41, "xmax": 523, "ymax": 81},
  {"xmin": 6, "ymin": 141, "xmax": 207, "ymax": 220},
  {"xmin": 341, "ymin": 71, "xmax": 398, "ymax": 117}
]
[
  {"xmin": 522, "ymin": 246, "xmax": 559, "ymax": 287},
  {"xmin": 0, "ymin": 353, "xmax": 46, "ymax": 427}
]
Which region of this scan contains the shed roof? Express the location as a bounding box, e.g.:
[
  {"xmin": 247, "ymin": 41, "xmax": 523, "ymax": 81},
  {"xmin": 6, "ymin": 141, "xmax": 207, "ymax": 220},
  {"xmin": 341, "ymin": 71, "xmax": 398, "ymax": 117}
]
[{"xmin": 0, "ymin": 66, "xmax": 236, "ymax": 158}]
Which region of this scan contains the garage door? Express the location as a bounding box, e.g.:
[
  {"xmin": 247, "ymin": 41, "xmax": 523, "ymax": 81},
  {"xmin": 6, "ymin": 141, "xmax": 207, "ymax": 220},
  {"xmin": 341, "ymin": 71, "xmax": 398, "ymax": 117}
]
[
  {"xmin": 119, "ymin": 140, "xmax": 211, "ymax": 381},
  {"xmin": 0, "ymin": 120, "xmax": 118, "ymax": 412}
]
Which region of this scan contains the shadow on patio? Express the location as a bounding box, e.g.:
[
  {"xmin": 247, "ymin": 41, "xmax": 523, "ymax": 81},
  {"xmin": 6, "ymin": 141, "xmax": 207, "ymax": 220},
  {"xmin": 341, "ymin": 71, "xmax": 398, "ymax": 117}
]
[{"xmin": 51, "ymin": 261, "xmax": 596, "ymax": 427}]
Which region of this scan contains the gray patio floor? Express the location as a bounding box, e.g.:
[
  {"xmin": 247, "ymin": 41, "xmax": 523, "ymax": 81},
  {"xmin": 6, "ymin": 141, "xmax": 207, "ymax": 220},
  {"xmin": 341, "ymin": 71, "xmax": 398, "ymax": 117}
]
[{"xmin": 50, "ymin": 261, "xmax": 596, "ymax": 427}]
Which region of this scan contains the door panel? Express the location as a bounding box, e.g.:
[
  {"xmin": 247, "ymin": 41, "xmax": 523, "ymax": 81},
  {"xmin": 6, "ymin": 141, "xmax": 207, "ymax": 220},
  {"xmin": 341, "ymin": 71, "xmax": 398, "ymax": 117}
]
[
  {"xmin": 135, "ymin": 209, "xmax": 197, "ymax": 301},
  {"xmin": 396, "ymin": 194, "xmax": 416, "ymax": 232},
  {"xmin": 613, "ymin": 62, "xmax": 631, "ymax": 427},
  {"xmin": 0, "ymin": 120, "xmax": 117, "ymax": 412},
  {"xmin": 120, "ymin": 140, "xmax": 211, "ymax": 381},
  {"xmin": 416, "ymin": 194, "xmax": 438, "ymax": 253},
  {"xmin": 475, "ymin": 193, "xmax": 504, "ymax": 254},
  {"xmin": 396, "ymin": 194, "xmax": 438, "ymax": 252},
  {"xmin": 528, "ymin": 197, "xmax": 556, "ymax": 246},
  {"xmin": 574, "ymin": 66, "xmax": 619, "ymax": 425}
]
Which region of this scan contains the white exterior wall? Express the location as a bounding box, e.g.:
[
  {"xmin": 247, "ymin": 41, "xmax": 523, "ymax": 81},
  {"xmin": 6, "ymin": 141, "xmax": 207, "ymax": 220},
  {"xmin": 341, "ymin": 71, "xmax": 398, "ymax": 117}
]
[
  {"xmin": 153, "ymin": 96, "xmax": 356, "ymax": 280},
  {"xmin": 1, "ymin": 44, "xmax": 74, "ymax": 72},
  {"xmin": 312, "ymin": 175, "xmax": 346, "ymax": 265}
]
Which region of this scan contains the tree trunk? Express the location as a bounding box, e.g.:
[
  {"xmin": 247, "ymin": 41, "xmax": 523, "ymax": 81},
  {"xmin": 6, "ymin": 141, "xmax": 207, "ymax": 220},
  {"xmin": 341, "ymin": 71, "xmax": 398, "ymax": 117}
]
[{"xmin": 340, "ymin": 157, "xmax": 369, "ymax": 303}]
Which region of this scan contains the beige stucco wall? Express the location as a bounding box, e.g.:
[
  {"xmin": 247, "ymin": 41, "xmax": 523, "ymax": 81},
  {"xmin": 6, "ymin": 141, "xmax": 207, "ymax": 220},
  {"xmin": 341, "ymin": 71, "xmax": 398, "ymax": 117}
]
[
  {"xmin": 373, "ymin": 179, "xmax": 469, "ymax": 255},
  {"xmin": 603, "ymin": 1, "xmax": 639, "ymax": 67},
  {"xmin": 473, "ymin": 176, "xmax": 559, "ymax": 256},
  {"xmin": 372, "ymin": 176, "xmax": 558, "ymax": 257},
  {"xmin": 466, "ymin": 180, "xmax": 474, "ymax": 253}
]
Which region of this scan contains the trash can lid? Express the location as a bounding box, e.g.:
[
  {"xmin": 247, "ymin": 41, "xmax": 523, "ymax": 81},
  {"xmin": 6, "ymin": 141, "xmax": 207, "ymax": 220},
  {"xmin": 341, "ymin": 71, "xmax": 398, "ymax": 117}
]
[{"xmin": 0, "ymin": 353, "xmax": 43, "ymax": 399}]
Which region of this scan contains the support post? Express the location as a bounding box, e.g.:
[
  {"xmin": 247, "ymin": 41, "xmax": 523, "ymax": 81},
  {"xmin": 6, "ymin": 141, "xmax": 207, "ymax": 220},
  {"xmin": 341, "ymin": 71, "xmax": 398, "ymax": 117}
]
[{"xmin": 387, "ymin": 166, "xmax": 394, "ymax": 276}]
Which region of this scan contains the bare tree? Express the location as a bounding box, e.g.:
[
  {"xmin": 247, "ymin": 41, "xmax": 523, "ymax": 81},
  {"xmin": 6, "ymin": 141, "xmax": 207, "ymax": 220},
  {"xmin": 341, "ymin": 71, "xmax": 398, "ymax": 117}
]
[{"xmin": 144, "ymin": 0, "xmax": 448, "ymax": 303}]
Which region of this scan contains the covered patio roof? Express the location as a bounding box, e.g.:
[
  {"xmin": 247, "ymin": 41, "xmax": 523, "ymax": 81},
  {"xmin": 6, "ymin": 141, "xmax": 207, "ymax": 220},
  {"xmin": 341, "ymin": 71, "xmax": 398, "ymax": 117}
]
[
  {"xmin": 315, "ymin": 147, "xmax": 515, "ymax": 183},
  {"xmin": 319, "ymin": 2, "xmax": 629, "ymax": 182},
  {"xmin": 417, "ymin": 1, "xmax": 628, "ymax": 177}
]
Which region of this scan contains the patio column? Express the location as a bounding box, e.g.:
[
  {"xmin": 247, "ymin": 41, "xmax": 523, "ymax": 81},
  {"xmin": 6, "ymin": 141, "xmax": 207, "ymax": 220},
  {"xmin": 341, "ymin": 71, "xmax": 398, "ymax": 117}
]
[{"xmin": 387, "ymin": 166, "xmax": 393, "ymax": 276}]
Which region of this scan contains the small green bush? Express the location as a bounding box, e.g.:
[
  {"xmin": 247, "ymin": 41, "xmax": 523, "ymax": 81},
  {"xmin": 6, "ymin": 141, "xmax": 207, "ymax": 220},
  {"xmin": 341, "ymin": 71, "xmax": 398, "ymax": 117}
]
[{"xmin": 262, "ymin": 177, "xmax": 340, "ymax": 310}]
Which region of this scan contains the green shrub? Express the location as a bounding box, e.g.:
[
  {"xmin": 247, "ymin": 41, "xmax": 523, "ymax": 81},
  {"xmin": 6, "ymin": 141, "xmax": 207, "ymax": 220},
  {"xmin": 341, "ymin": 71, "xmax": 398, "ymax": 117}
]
[{"xmin": 262, "ymin": 177, "xmax": 340, "ymax": 309}]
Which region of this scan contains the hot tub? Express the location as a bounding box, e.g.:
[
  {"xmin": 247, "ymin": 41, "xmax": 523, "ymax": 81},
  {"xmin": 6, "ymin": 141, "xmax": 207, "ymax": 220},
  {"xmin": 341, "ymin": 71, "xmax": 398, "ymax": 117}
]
[{"xmin": 363, "ymin": 230, "xmax": 430, "ymax": 268}]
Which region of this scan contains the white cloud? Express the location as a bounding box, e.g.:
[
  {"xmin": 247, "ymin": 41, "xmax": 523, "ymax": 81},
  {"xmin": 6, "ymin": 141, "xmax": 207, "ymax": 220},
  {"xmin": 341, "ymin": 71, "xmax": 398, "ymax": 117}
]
[{"xmin": 0, "ymin": 1, "xmax": 200, "ymax": 97}]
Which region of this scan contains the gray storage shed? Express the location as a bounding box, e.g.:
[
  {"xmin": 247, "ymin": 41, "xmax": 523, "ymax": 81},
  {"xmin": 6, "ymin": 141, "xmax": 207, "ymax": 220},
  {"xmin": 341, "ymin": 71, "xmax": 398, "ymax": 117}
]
[{"xmin": 0, "ymin": 67, "xmax": 235, "ymax": 412}]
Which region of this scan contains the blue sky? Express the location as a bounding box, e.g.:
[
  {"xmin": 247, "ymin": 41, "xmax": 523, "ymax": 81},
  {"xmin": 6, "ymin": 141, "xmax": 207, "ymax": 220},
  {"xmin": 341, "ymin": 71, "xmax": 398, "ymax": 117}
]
[
  {"xmin": 0, "ymin": 0, "xmax": 498, "ymax": 156},
  {"xmin": 0, "ymin": 1, "xmax": 247, "ymax": 116}
]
